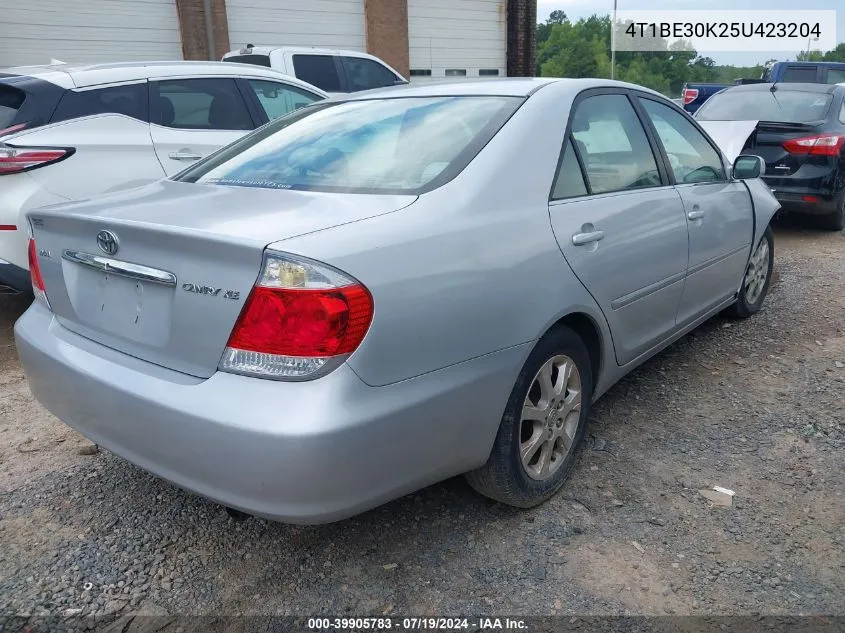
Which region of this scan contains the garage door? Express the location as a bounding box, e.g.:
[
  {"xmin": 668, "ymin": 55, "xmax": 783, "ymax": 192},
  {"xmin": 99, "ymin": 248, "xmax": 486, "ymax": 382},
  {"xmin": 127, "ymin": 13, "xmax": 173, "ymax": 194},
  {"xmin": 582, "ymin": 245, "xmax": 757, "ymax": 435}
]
[
  {"xmin": 0, "ymin": 0, "xmax": 182, "ymax": 68},
  {"xmin": 227, "ymin": 0, "xmax": 366, "ymax": 51},
  {"xmin": 408, "ymin": 0, "xmax": 506, "ymax": 83}
]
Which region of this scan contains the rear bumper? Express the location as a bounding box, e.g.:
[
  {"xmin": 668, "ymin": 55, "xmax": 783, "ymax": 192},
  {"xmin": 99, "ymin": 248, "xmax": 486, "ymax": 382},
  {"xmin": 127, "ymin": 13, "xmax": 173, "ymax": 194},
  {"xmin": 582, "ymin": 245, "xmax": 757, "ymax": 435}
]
[
  {"xmin": 0, "ymin": 259, "xmax": 30, "ymax": 293},
  {"xmin": 15, "ymin": 303, "xmax": 524, "ymax": 524},
  {"xmin": 770, "ymin": 192, "xmax": 841, "ymax": 217}
]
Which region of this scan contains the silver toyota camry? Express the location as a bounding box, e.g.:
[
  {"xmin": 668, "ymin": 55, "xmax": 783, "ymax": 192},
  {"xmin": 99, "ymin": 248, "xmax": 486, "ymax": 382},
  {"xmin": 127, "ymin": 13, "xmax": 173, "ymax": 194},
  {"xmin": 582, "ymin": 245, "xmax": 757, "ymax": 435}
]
[{"xmin": 15, "ymin": 79, "xmax": 780, "ymax": 524}]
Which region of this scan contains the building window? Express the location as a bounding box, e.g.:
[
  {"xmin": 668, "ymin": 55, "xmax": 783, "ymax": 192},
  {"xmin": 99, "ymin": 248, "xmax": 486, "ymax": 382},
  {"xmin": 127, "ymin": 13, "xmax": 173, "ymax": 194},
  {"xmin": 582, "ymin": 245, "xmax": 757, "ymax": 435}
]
[
  {"xmin": 445, "ymin": 69, "xmax": 467, "ymax": 77},
  {"xmin": 410, "ymin": 69, "xmax": 432, "ymax": 77},
  {"xmin": 479, "ymin": 69, "xmax": 500, "ymax": 76}
]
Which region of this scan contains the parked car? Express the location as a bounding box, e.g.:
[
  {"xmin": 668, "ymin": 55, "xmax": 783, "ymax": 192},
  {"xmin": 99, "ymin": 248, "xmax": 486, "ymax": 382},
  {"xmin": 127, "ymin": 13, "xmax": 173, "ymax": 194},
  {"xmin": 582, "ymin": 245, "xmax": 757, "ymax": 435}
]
[
  {"xmin": 16, "ymin": 78, "xmax": 778, "ymax": 524},
  {"xmin": 0, "ymin": 61, "xmax": 326, "ymax": 293},
  {"xmin": 681, "ymin": 82, "xmax": 729, "ymax": 114},
  {"xmin": 222, "ymin": 45, "xmax": 408, "ymax": 96},
  {"xmin": 695, "ymin": 82, "xmax": 845, "ymax": 230}
]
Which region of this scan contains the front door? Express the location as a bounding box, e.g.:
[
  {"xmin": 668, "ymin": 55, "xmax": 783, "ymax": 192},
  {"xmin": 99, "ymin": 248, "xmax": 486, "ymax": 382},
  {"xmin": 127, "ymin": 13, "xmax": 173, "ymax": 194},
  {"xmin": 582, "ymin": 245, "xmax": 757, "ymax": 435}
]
[
  {"xmin": 637, "ymin": 97, "xmax": 754, "ymax": 324},
  {"xmin": 548, "ymin": 92, "xmax": 690, "ymax": 366}
]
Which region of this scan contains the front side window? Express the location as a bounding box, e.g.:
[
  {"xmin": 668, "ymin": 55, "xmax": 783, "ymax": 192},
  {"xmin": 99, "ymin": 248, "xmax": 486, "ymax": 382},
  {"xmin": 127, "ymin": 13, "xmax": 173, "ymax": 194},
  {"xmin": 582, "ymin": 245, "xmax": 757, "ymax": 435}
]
[
  {"xmin": 570, "ymin": 94, "xmax": 661, "ymax": 194},
  {"xmin": 151, "ymin": 78, "xmax": 252, "ymax": 130},
  {"xmin": 292, "ymin": 55, "xmax": 342, "ymax": 92},
  {"xmin": 640, "ymin": 98, "xmax": 726, "ymax": 184},
  {"xmin": 178, "ymin": 96, "xmax": 521, "ymax": 194},
  {"xmin": 826, "ymin": 68, "xmax": 845, "ymax": 84},
  {"xmin": 51, "ymin": 83, "xmax": 148, "ymax": 123},
  {"xmin": 247, "ymin": 79, "xmax": 322, "ymax": 120},
  {"xmin": 341, "ymin": 57, "xmax": 399, "ymax": 91}
]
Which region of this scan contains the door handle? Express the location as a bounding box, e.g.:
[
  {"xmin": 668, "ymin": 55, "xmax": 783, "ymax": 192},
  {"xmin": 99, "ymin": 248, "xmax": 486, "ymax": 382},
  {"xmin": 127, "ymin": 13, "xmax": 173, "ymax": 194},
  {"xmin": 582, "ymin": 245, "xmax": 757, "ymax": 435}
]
[
  {"xmin": 687, "ymin": 210, "xmax": 705, "ymax": 221},
  {"xmin": 168, "ymin": 151, "xmax": 202, "ymax": 161},
  {"xmin": 572, "ymin": 230, "xmax": 605, "ymax": 246}
]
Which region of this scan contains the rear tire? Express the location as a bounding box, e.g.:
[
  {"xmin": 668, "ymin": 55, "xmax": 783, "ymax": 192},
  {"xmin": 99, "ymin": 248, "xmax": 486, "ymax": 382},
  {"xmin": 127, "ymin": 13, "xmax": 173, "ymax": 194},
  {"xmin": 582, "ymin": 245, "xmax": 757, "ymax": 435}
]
[
  {"xmin": 465, "ymin": 326, "xmax": 593, "ymax": 508},
  {"xmin": 817, "ymin": 196, "xmax": 845, "ymax": 231},
  {"xmin": 727, "ymin": 225, "xmax": 774, "ymax": 319}
]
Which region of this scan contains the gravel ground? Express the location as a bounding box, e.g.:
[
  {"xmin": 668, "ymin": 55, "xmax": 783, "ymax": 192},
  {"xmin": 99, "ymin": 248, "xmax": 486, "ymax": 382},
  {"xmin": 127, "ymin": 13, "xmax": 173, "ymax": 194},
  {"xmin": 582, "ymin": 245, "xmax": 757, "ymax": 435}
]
[{"xmin": 0, "ymin": 222, "xmax": 843, "ymax": 629}]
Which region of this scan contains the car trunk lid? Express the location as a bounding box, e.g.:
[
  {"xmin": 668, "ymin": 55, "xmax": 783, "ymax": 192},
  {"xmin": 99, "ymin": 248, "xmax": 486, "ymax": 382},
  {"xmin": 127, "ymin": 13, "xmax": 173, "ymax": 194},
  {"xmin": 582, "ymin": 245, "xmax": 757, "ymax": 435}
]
[
  {"xmin": 29, "ymin": 180, "xmax": 416, "ymax": 378},
  {"xmin": 744, "ymin": 121, "xmax": 824, "ymax": 177}
]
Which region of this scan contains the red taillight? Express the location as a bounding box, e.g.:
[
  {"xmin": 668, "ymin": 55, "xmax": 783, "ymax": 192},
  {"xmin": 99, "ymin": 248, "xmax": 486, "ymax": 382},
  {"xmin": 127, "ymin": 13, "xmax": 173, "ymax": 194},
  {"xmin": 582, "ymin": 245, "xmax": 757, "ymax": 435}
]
[
  {"xmin": 783, "ymin": 134, "xmax": 845, "ymax": 157},
  {"xmin": 0, "ymin": 122, "xmax": 27, "ymax": 137},
  {"xmin": 28, "ymin": 238, "xmax": 50, "ymax": 308},
  {"xmin": 682, "ymin": 88, "xmax": 699, "ymax": 105},
  {"xmin": 220, "ymin": 252, "xmax": 374, "ymax": 379},
  {"xmin": 227, "ymin": 285, "xmax": 373, "ymax": 357},
  {"xmin": 0, "ymin": 147, "xmax": 70, "ymax": 174}
]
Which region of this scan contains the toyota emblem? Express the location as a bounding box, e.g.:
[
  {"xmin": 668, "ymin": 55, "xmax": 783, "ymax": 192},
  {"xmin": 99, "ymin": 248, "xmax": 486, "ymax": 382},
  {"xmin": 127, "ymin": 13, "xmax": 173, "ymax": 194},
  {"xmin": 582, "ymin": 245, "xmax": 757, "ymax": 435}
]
[{"xmin": 96, "ymin": 230, "xmax": 119, "ymax": 256}]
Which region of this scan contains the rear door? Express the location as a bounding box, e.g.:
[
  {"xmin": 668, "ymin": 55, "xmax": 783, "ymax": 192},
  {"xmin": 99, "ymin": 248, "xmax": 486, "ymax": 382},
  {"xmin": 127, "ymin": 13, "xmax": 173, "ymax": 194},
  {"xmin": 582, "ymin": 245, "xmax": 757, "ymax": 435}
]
[
  {"xmin": 148, "ymin": 77, "xmax": 259, "ymax": 176},
  {"xmin": 637, "ymin": 96, "xmax": 753, "ymax": 323},
  {"xmin": 548, "ymin": 90, "xmax": 689, "ymax": 366}
]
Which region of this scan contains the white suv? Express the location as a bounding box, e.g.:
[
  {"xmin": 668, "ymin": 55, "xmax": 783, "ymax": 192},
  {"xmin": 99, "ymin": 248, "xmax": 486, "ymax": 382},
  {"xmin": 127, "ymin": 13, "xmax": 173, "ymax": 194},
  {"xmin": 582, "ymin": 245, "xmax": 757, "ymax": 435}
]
[
  {"xmin": 0, "ymin": 61, "xmax": 326, "ymax": 293},
  {"xmin": 222, "ymin": 46, "xmax": 408, "ymax": 96}
]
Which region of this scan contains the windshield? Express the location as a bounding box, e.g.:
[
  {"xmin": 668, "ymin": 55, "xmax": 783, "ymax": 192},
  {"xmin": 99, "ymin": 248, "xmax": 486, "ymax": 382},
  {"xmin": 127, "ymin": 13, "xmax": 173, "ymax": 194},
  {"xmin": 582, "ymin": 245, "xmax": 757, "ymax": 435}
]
[
  {"xmin": 177, "ymin": 96, "xmax": 521, "ymax": 194},
  {"xmin": 695, "ymin": 89, "xmax": 832, "ymax": 123}
]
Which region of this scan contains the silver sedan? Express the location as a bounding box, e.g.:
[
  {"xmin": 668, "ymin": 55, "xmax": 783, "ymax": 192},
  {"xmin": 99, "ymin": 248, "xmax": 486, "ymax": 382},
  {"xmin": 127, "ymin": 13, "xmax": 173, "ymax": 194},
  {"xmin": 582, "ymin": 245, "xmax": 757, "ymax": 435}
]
[{"xmin": 15, "ymin": 79, "xmax": 779, "ymax": 523}]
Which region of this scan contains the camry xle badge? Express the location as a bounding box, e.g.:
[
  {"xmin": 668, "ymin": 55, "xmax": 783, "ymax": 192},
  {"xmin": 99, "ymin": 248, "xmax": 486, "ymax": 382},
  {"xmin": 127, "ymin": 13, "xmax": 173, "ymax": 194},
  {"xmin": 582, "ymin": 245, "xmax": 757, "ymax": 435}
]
[
  {"xmin": 96, "ymin": 230, "xmax": 119, "ymax": 256},
  {"xmin": 182, "ymin": 283, "xmax": 240, "ymax": 300}
]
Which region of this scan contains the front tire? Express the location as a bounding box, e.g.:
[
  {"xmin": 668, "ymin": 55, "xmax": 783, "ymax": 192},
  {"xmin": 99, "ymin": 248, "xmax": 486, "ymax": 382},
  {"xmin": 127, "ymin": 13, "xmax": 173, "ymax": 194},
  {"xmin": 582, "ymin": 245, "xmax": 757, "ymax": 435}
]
[
  {"xmin": 727, "ymin": 225, "xmax": 774, "ymax": 319},
  {"xmin": 465, "ymin": 326, "xmax": 593, "ymax": 508}
]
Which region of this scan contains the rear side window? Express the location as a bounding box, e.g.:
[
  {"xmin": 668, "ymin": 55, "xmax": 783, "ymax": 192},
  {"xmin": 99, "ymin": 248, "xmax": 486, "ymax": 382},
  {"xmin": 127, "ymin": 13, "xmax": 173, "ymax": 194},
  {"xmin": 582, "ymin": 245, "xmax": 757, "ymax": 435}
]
[
  {"xmin": 781, "ymin": 66, "xmax": 818, "ymax": 83},
  {"xmin": 570, "ymin": 94, "xmax": 662, "ymax": 194},
  {"xmin": 152, "ymin": 78, "xmax": 253, "ymax": 130},
  {"xmin": 292, "ymin": 55, "xmax": 342, "ymax": 92},
  {"xmin": 180, "ymin": 96, "xmax": 521, "ymax": 195},
  {"xmin": 826, "ymin": 68, "xmax": 845, "ymax": 84},
  {"xmin": 51, "ymin": 83, "xmax": 148, "ymax": 123},
  {"xmin": 225, "ymin": 54, "xmax": 272, "ymax": 68},
  {"xmin": 247, "ymin": 79, "xmax": 322, "ymax": 120},
  {"xmin": 341, "ymin": 57, "xmax": 398, "ymax": 91},
  {"xmin": 0, "ymin": 85, "xmax": 25, "ymax": 129}
]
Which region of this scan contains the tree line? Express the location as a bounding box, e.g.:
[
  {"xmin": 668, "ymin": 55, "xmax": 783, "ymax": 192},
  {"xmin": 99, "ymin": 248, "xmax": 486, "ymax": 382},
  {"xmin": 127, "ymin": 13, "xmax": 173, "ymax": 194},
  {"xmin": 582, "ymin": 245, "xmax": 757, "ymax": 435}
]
[{"xmin": 536, "ymin": 10, "xmax": 845, "ymax": 97}]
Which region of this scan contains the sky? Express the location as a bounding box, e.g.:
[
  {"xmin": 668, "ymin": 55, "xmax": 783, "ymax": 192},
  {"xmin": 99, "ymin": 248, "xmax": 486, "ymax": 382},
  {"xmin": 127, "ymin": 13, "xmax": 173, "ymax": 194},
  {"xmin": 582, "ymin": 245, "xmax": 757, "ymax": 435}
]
[{"xmin": 537, "ymin": 0, "xmax": 843, "ymax": 66}]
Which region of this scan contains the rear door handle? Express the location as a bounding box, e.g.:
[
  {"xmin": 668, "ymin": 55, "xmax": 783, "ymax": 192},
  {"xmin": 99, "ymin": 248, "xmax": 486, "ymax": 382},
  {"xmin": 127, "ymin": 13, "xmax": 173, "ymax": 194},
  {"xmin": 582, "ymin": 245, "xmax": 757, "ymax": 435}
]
[
  {"xmin": 687, "ymin": 210, "xmax": 705, "ymax": 220},
  {"xmin": 168, "ymin": 151, "xmax": 202, "ymax": 161},
  {"xmin": 572, "ymin": 230, "xmax": 605, "ymax": 246}
]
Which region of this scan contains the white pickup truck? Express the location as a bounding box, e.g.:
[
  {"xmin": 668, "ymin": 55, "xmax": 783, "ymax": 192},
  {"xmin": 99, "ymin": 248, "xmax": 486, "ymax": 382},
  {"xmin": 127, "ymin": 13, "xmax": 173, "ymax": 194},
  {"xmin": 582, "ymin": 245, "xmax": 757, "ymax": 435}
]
[{"xmin": 222, "ymin": 46, "xmax": 408, "ymax": 96}]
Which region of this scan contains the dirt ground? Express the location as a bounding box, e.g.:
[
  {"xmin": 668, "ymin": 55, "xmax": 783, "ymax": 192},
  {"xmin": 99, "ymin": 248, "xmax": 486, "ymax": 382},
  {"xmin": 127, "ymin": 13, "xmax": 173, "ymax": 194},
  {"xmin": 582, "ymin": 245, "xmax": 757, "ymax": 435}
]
[{"xmin": 0, "ymin": 222, "xmax": 843, "ymax": 627}]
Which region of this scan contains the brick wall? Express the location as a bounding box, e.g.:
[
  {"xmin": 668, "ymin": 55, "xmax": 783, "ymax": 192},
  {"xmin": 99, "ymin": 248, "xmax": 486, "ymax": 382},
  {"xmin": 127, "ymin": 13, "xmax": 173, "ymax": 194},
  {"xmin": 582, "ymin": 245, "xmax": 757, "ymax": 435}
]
[
  {"xmin": 175, "ymin": 0, "xmax": 231, "ymax": 61},
  {"xmin": 364, "ymin": 0, "xmax": 410, "ymax": 78},
  {"xmin": 507, "ymin": 0, "xmax": 536, "ymax": 77}
]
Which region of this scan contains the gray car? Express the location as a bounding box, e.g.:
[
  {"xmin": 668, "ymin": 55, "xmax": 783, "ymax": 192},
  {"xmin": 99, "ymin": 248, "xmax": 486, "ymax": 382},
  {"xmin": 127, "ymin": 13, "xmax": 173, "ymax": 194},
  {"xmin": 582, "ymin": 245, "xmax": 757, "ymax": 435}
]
[{"xmin": 15, "ymin": 79, "xmax": 779, "ymax": 524}]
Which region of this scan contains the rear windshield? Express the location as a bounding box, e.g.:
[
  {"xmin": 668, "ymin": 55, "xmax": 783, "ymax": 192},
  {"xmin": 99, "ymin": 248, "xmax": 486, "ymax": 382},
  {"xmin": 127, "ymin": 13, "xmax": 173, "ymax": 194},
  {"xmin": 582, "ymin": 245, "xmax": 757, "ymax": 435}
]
[
  {"xmin": 695, "ymin": 89, "xmax": 833, "ymax": 123},
  {"xmin": 178, "ymin": 96, "xmax": 521, "ymax": 195},
  {"xmin": 0, "ymin": 85, "xmax": 25, "ymax": 129}
]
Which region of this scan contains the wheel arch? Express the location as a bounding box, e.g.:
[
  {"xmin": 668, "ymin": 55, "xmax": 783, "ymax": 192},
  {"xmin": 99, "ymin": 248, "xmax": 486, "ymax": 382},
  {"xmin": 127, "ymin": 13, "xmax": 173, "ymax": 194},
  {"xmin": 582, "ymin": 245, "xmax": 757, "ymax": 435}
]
[{"xmin": 543, "ymin": 311, "xmax": 604, "ymax": 392}]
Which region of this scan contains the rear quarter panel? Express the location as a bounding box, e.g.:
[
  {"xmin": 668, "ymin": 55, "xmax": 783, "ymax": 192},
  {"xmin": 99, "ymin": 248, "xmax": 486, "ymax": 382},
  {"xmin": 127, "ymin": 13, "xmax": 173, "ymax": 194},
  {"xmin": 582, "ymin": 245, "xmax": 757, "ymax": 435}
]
[
  {"xmin": 8, "ymin": 114, "xmax": 165, "ymax": 201},
  {"xmin": 271, "ymin": 84, "xmax": 615, "ymax": 389}
]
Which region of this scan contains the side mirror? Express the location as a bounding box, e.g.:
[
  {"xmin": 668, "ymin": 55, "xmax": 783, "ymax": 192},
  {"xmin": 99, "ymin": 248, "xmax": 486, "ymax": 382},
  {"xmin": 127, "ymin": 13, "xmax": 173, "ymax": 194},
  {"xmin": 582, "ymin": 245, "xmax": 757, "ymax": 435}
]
[{"xmin": 732, "ymin": 155, "xmax": 765, "ymax": 180}]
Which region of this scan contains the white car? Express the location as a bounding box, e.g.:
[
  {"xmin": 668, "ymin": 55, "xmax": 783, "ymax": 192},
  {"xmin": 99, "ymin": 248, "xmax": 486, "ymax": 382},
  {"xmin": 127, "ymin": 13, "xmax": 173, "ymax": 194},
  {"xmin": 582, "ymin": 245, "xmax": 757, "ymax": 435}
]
[
  {"xmin": 0, "ymin": 61, "xmax": 326, "ymax": 293},
  {"xmin": 222, "ymin": 46, "xmax": 408, "ymax": 96}
]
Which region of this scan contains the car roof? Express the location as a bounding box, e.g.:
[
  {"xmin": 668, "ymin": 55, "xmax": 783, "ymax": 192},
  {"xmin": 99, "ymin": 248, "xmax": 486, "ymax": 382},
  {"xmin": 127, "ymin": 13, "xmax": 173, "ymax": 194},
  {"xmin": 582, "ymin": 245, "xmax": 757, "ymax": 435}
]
[
  {"xmin": 0, "ymin": 60, "xmax": 328, "ymax": 94},
  {"xmin": 224, "ymin": 46, "xmax": 377, "ymax": 58},
  {"xmin": 719, "ymin": 82, "xmax": 842, "ymax": 94},
  {"xmin": 337, "ymin": 77, "xmax": 666, "ymax": 100}
]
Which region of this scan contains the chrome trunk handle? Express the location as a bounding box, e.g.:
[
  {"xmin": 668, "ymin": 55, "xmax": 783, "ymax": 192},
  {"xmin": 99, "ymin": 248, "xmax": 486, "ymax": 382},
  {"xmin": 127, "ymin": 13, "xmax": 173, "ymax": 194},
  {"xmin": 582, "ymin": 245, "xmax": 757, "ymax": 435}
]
[{"xmin": 62, "ymin": 250, "xmax": 177, "ymax": 287}]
